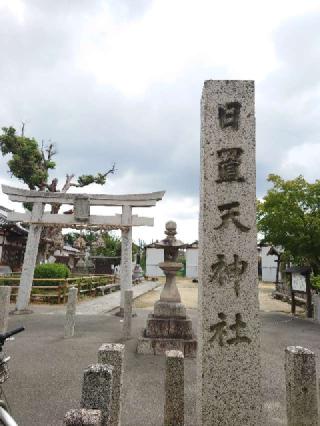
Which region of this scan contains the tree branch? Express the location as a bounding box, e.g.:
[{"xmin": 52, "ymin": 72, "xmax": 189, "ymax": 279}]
[
  {"xmin": 61, "ymin": 174, "xmax": 76, "ymax": 192},
  {"xmin": 41, "ymin": 140, "xmax": 46, "ymax": 163},
  {"xmin": 21, "ymin": 121, "xmax": 25, "ymax": 137},
  {"xmin": 102, "ymin": 163, "xmax": 116, "ymax": 178},
  {"xmin": 46, "ymin": 142, "xmax": 57, "ymax": 161}
]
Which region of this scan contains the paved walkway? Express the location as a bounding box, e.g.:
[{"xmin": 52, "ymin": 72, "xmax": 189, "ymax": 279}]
[
  {"xmin": 18, "ymin": 280, "xmax": 161, "ymax": 316},
  {"xmin": 77, "ymin": 280, "xmax": 161, "ymax": 315},
  {"xmin": 3, "ymin": 279, "xmax": 320, "ymax": 425}
]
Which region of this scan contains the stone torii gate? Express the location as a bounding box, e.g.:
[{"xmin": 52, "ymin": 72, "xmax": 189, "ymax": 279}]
[{"xmin": 2, "ymin": 185, "xmax": 165, "ymax": 313}]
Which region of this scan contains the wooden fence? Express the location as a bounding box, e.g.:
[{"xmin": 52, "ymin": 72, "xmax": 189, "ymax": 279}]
[{"xmin": 0, "ymin": 274, "xmax": 119, "ymax": 304}]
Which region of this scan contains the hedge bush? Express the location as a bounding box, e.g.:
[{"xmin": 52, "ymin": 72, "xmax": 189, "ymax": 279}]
[{"xmin": 33, "ymin": 263, "xmax": 70, "ymax": 286}]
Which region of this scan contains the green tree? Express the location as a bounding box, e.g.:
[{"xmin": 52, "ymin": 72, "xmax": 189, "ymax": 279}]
[
  {"xmin": 0, "ymin": 126, "xmax": 115, "ymax": 201},
  {"xmin": 94, "ymin": 233, "xmax": 122, "ymax": 257},
  {"xmin": 88, "ymin": 231, "xmax": 140, "ymax": 259},
  {"xmin": 63, "ymin": 232, "xmax": 79, "ymax": 247},
  {"xmin": 257, "ymin": 174, "xmax": 320, "ymax": 273}
]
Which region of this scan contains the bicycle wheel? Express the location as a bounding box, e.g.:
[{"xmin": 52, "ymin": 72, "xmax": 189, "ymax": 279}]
[{"xmin": 0, "ymin": 406, "xmax": 17, "ymax": 426}]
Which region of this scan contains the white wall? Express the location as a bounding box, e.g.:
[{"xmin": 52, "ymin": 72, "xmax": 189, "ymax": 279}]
[
  {"xmin": 146, "ymin": 248, "xmax": 164, "ymax": 277},
  {"xmin": 261, "ymin": 246, "xmax": 281, "ymax": 282},
  {"xmin": 186, "ymin": 248, "xmax": 198, "ymax": 279}
]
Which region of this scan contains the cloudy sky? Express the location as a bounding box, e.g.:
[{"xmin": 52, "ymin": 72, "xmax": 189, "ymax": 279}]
[{"xmin": 0, "ymin": 0, "xmax": 319, "ymax": 243}]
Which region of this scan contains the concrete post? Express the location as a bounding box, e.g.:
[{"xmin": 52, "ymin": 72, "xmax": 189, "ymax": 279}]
[
  {"xmin": 0, "ymin": 286, "xmax": 11, "ymax": 333},
  {"xmin": 64, "ymin": 287, "xmax": 78, "ymax": 338},
  {"xmin": 120, "ymin": 205, "xmax": 132, "ymax": 314},
  {"xmin": 164, "ymin": 350, "xmax": 184, "ymax": 426},
  {"xmin": 16, "ymin": 202, "xmax": 44, "ymax": 312},
  {"xmin": 98, "ymin": 343, "xmax": 125, "ymax": 426},
  {"xmin": 197, "ymin": 80, "xmax": 262, "ymax": 425},
  {"xmin": 64, "ymin": 409, "xmax": 102, "ymax": 425},
  {"xmin": 81, "ymin": 364, "xmax": 113, "ymax": 426},
  {"xmin": 313, "ymin": 294, "xmax": 320, "ymax": 323},
  {"xmin": 123, "ymin": 289, "xmax": 133, "ymax": 340},
  {"xmin": 285, "ymin": 346, "xmax": 319, "ymax": 426}
]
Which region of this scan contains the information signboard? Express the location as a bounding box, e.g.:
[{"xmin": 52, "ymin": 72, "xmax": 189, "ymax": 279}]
[{"xmin": 292, "ymin": 272, "xmax": 306, "ymax": 292}]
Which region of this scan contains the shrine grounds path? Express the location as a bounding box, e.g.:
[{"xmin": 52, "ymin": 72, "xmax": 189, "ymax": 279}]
[{"xmin": 3, "ymin": 280, "xmax": 319, "ymax": 425}]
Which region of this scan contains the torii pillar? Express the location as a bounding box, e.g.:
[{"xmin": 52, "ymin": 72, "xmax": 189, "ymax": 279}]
[{"xmin": 120, "ymin": 205, "xmax": 132, "ymax": 315}]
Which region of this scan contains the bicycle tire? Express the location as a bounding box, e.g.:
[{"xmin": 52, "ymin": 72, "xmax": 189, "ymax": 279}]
[{"xmin": 0, "ymin": 407, "xmax": 17, "ymax": 426}]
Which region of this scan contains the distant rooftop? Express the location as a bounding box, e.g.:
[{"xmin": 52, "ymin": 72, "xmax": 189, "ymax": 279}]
[
  {"xmin": 0, "ymin": 205, "xmax": 28, "ymax": 235},
  {"xmin": 0, "ymin": 205, "xmax": 12, "ymax": 214}
]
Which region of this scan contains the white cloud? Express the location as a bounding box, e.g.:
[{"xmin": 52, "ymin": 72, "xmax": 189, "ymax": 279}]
[
  {"xmin": 280, "ymin": 142, "xmax": 320, "ymax": 181},
  {"xmin": 76, "ymin": 0, "xmax": 320, "ymax": 96},
  {"xmin": 0, "ymin": 0, "xmax": 26, "ymax": 23},
  {"xmin": 1, "ymin": 0, "xmax": 320, "ymax": 243}
]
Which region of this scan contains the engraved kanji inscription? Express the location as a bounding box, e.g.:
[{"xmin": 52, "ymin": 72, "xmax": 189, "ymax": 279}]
[
  {"xmin": 208, "ymin": 313, "xmax": 251, "ymax": 347},
  {"xmin": 214, "ymin": 202, "xmax": 250, "ymax": 232},
  {"xmin": 209, "ymin": 254, "xmax": 247, "ymax": 296},
  {"xmin": 229, "ymin": 255, "xmax": 247, "ymax": 296},
  {"xmin": 209, "ymin": 254, "xmax": 228, "ymax": 287},
  {"xmin": 216, "ymin": 147, "xmax": 244, "ymax": 183},
  {"xmin": 209, "ymin": 312, "xmax": 227, "ymax": 346},
  {"xmin": 227, "ymin": 313, "xmax": 251, "ymax": 345},
  {"xmin": 218, "ymin": 101, "xmax": 241, "ymax": 130}
]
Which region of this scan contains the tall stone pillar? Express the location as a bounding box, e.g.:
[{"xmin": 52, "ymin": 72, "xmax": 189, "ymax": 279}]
[
  {"xmin": 197, "ymin": 80, "xmax": 262, "ymax": 425},
  {"xmin": 120, "ymin": 205, "xmax": 132, "ymax": 314},
  {"xmin": 16, "ymin": 202, "xmax": 44, "ymax": 313}
]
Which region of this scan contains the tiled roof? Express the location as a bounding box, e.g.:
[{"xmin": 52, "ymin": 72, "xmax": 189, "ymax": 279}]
[
  {"xmin": 0, "ymin": 211, "xmax": 28, "ymax": 235},
  {"xmin": 0, "ymin": 212, "xmax": 10, "ymax": 226},
  {"xmin": 63, "ymin": 245, "xmax": 80, "ymax": 253}
]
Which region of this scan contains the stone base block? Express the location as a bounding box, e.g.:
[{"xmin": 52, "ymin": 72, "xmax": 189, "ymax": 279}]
[
  {"xmin": 153, "ymin": 301, "xmax": 186, "ymax": 318},
  {"xmin": 145, "ymin": 315, "xmax": 193, "ymax": 339},
  {"xmin": 137, "ymin": 333, "xmax": 197, "ymax": 358}
]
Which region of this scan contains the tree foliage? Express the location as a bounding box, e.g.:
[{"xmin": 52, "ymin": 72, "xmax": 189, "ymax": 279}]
[
  {"xmin": 0, "ymin": 126, "xmax": 55, "ymax": 189},
  {"xmin": 94, "ymin": 233, "xmax": 122, "ymax": 257},
  {"xmin": 0, "ymin": 126, "xmax": 115, "ymax": 192},
  {"xmin": 257, "ymin": 174, "xmax": 320, "ymax": 273},
  {"xmin": 64, "ymin": 231, "xmax": 141, "ymax": 259}
]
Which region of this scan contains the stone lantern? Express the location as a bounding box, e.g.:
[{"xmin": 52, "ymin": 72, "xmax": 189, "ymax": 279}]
[
  {"xmin": 53, "ymin": 231, "xmax": 65, "ymax": 253},
  {"xmin": 73, "ymin": 235, "xmax": 87, "ymax": 273},
  {"xmin": 92, "ymin": 232, "xmax": 105, "ymax": 251},
  {"xmin": 137, "ymin": 221, "xmax": 197, "ymax": 357},
  {"xmin": 153, "ymin": 221, "xmax": 186, "ymax": 316}
]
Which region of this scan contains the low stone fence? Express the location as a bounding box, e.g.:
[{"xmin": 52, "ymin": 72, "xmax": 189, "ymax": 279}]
[{"xmin": 0, "ymin": 274, "xmax": 118, "ymax": 304}]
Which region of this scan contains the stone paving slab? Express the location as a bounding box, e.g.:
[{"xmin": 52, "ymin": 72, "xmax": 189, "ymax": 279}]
[
  {"xmin": 76, "ymin": 281, "xmax": 161, "ymax": 315},
  {"xmin": 10, "ymin": 281, "xmax": 162, "ymax": 316}
]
